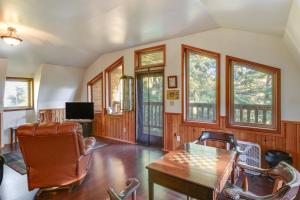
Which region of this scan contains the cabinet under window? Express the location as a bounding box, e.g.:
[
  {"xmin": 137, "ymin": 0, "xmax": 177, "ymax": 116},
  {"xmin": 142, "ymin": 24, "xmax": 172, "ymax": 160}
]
[{"xmin": 182, "ymin": 45, "xmax": 220, "ymax": 127}]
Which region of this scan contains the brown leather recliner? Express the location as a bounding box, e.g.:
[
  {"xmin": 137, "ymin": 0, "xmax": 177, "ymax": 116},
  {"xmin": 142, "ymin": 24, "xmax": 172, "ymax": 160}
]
[{"xmin": 17, "ymin": 122, "xmax": 96, "ymax": 191}]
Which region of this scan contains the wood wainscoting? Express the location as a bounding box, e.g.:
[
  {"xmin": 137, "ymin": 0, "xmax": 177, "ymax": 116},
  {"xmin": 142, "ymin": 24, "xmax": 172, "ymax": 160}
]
[
  {"xmin": 93, "ymin": 111, "xmax": 135, "ymax": 144},
  {"xmin": 164, "ymin": 113, "xmax": 300, "ymax": 170},
  {"xmin": 38, "ymin": 108, "xmax": 65, "ymax": 123},
  {"xmin": 37, "ymin": 109, "xmax": 135, "ymax": 143}
]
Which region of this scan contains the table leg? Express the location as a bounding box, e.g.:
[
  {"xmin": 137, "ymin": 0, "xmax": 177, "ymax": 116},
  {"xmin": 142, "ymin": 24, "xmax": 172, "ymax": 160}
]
[
  {"xmin": 213, "ymin": 191, "xmax": 217, "ymax": 200},
  {"xmin": 149, "ymin": 181, "xmax": 154, "ymax": 200},
  {"xmin": 10, "ymin": 128, "xmax": 13, "ymax": 145}
]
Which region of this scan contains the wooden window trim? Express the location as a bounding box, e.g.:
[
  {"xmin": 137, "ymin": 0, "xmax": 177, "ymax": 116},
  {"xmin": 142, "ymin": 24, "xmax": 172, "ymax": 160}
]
[
  {"xmin": 225, "ymin": 56, "xmax": 281, "ymax": 134},
  {"xmin": 104, "ymin": 56, "xmax": 124, "ymax": 115},
  {"xmin": 87, "ymin": 72, "xmax": 103, "ymax": 113},
  {"xmin": 4, "ymin": 77, "xmax": 34, "ymax": 112},
  {"xmin": 181, "ymin": 44, "xmax": 220, "ymax": 128},
  {"xmin": 134, "ymin": 44, "xmax": 166, "ymax": 69}
]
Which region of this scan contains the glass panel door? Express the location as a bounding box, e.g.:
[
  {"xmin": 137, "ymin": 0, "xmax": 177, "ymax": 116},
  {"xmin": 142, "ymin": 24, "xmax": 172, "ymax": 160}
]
[{"xmin": 136, "ymin": 72, "xmax": 163, "ymax": 147}]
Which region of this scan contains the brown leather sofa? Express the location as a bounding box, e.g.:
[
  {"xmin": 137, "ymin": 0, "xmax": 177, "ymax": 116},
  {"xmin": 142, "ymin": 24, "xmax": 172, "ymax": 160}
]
[{"xmin": 17, "ymin": 122, "xmax": 96, "ymax": 191}]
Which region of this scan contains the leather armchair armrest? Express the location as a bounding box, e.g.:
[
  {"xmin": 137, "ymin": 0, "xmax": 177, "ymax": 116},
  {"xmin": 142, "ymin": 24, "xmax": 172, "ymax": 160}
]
[{"xmin": 83, "ymin": 137, "xmax": 96, "ymax": 155}]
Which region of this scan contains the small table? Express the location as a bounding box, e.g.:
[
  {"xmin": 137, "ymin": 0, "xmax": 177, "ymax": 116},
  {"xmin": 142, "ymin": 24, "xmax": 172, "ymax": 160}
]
[
  {"xmin": 146, "ymin": 143, "xmax": 236, "ymax": 200},
  {"xmin": 10, "ymin": 127, "xmax": 18, "ymax": 145}
]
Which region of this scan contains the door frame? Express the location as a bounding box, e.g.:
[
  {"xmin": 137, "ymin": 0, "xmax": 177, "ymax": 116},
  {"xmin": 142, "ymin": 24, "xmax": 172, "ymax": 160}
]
[{"xmin": 135, "ymin": 70, "xmax": 165, "ymax": 148}]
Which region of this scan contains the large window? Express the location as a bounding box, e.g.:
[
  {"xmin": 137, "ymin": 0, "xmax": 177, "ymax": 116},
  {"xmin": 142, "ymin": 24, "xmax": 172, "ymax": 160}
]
[
  {"xmin": 226, "ymin": 56, "xmax": 281, "ymax": 133},
  {"xmin": 4, "ymin": 77, "xmax": 34, "ymax": 111},
  {"xmin": 106, "ymin": 57, "xmax": 123, "ymax": 114},
  {"xmin": 182, "ymin": 45, "xmax": 220, "ymax": 126},
  {"xmin": 135, "ymin": 45, "xmax": 166, "ymax": 69},
  {"xmin": 88, "ymin": 73, "xmax": 103, "ymax": 112}
]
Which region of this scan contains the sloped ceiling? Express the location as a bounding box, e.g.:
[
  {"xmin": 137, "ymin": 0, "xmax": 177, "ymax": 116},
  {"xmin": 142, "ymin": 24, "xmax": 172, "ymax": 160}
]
[
  {"xmin": 0, "ymin": 0, "xmax": 295, "ymax": 74},
  {"xmin": 284, "ymin": 0, "xmax": 300, "ymax": 65}
]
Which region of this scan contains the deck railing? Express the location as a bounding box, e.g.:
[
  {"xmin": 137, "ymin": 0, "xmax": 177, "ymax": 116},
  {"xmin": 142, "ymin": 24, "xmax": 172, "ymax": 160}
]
[
  {"xmin": 143, "ymin": 102, "xmax": 163, "ymax": 129},
  {"xmin": 143, "ymin": 102, "xmax": 272, "ymax": 127}
]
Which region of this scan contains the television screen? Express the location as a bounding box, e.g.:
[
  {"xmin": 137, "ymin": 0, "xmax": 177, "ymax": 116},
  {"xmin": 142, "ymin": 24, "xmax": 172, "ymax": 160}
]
[{"xmin": 65, "ymin": 102, "xmax": 94, "ymax": 120}]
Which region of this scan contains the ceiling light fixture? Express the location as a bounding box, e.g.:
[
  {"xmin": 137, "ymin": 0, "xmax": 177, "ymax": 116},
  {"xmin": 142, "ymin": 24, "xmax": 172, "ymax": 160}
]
[{"xmin": 1, "ymin": 27, "xmax": 23, "ymax": 46}]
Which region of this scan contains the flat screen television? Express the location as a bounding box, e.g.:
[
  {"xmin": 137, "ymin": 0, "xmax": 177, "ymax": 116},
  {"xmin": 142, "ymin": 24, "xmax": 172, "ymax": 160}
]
[{"xmin": 65, "ymin": 102, "xmax": 94, "ymax": 120}]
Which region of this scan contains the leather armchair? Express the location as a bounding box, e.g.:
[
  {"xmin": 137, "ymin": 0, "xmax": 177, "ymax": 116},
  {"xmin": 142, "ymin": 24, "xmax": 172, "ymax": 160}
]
[{"xmin": 17, "ymin": 122, "xmax": 96, "ymax": 191}]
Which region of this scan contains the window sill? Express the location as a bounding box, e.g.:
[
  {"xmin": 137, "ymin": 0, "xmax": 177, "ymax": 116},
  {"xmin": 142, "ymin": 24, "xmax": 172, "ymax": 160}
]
[
  {"xmin": 106, "ymin": 113, "xmax": 123, "ymax": 117},
  {"xmin": 4, "ymin": 107, "xmax": 34, "ymax": 112},
  {"xmin": 225, "ymin": 122, "xmax": 281, "ymax": 136},
  {"xmin": 182, "ymin": 119, "xmax": 220, "ymax": 129}
]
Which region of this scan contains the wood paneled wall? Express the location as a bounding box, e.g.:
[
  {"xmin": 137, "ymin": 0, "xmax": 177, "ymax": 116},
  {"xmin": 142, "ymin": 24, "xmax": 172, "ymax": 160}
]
[
  {"xmin": 164, "ymin": 113, "xmax": 300, "ymax": 170},
  {"xmin": 92, "ymin": 111, "xmax": 135, "ymax": 143},
  {"xmin": 38, "ymin": 108, "xmax": 65, "ymax": 123}
]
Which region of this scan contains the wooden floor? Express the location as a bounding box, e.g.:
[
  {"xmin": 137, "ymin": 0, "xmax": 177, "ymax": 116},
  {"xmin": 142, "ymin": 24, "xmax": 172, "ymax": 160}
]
[{"xmin": 0, "ymin": 138, "xmax": 299, "ymax": 200}]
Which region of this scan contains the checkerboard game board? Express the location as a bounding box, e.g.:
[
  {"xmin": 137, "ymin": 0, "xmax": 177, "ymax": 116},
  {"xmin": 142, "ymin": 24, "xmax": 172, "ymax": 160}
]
[{"xmin": 169, "ymin": 150, "xmax": 221, "ymax": 170}]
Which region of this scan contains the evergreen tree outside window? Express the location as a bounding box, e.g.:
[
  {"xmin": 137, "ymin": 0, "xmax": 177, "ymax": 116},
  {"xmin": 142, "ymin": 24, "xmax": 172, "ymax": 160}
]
[
  {"xmin": 226, "ymin": 56, "xmax": 281, "ymax": 133},
  {"xmin": 182, "ymin": 45, "xmax": 220, "ymax": 127}
]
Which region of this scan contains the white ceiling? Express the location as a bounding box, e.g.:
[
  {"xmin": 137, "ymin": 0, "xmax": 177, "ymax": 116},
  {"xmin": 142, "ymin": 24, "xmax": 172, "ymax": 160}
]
[{"xmin": 0, "ymin": 0, "xmax": 294, "ymax": 74}]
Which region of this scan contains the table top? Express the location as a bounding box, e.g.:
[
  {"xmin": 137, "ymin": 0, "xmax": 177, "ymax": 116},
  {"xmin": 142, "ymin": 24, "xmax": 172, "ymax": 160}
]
[{"xmin": 146, "ymin": 143, "xmax": 236, "ymax": 192}]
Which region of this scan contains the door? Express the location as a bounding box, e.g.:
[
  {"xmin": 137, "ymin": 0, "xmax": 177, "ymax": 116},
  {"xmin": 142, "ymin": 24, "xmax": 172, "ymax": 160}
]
[{"xmin": 136, "ymin": 72, "xmax": 164, "ymax": 147}]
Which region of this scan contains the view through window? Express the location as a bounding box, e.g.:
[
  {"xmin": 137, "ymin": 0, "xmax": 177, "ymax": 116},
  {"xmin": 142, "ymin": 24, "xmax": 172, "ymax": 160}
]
[
  {"xmin": 109, "ymin": 64, "xmax": 123, "ymax": 113},
  {"xmin": 135, "ymin": 45, "xmax": 165, "ymax": 69},
  {"xmin": 4, "ymin": 78, "xmax": 33, "ymax": 110},
  {"xmin": 184, "ymin": 46, "xmax": 220, "ymax": 124},
  {"xmin": 227, "ymin": 56, "xmax": 280, "ymax": 131},
  {"xmin": 88, "ymin": 74, "xmax": 103, "ymax": 112}
]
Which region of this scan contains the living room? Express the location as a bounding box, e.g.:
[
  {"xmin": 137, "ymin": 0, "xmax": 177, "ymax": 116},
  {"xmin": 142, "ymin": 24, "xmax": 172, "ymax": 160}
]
[{"xmin": 0, "ymin": 0, "xmax": 300, "ymax": 200}]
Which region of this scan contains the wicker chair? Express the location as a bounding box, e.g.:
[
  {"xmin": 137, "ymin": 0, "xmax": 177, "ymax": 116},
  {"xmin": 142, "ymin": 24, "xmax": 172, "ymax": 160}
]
[
  {"xmin": 107, "ymin": 178, "xmax": 140, "ymax": 200},
  {"xmin": 223, "ymin": 161, "xmax": 300, "ymax": 200}
]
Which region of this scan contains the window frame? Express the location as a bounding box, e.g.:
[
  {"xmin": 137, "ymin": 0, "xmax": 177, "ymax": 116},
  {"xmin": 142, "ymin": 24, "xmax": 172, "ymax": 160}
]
[
  {"xmin": 4, "ymin": 77, "xmax": 34, "ymax": 112},
  {"xmin": 134, "ymin": 44, "xmax": 166, "ymax": 69},
  {"xmin": 87, "ymin": 72, "xmax": 103, "ymax": 113},
  {"xmin": 182, "ymin": 44, "xmax": 220, "ymax": 128},
  {"xmin": 105, "ymin": 57, "xmax": 124, "ymax": 114},
  {"xmin": 226, "ymin": 56, "xmax": 281, "ymax": 134}
]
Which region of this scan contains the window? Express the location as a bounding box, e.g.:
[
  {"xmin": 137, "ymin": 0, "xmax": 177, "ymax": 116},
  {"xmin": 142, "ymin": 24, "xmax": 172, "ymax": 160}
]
[
  {"xmin": 182, "ymin": 45, "xmax": 220, "ymax": 126},
  {"xmin": 226, "ymin": 56, "xmax": 281, "ymax": 133},
  {"xmin": 106, "ymin": 57, "xmax": 124, "ymax": 114},
  {"xmin": 135, "ymin": 45, "xmax": 166, "ymax": 69},
  {"xmin": 4, "ymin": 77, "xmax": 34, "ymax": 111},
  {"xmin": 88, "ymin": 73, "xmax": 103, "ymax": 112}
]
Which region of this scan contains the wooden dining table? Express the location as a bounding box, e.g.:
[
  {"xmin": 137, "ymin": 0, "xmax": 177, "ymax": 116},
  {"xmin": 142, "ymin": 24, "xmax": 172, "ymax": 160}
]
[{"xmin": 146, "ymin": 142, "xmax": 237, "ymax": 200}]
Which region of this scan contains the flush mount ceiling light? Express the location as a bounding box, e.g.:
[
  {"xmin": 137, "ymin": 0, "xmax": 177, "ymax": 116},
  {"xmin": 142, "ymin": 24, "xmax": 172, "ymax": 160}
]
[{"xmin": 1, "ymin": 27, "xmax": 23, "ymax": 46}]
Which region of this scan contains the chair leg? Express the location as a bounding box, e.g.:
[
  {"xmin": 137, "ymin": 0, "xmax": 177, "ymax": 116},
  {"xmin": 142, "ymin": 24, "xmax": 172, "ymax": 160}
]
[{"xmin": 132, "ymin": 191, "xmax": 136, "ymax": 200}]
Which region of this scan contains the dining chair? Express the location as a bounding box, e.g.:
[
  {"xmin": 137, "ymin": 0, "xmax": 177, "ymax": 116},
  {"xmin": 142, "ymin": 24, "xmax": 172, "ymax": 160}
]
[
  {"xmin": 223, "ymin": 161, "xmax": 300, "ymax": 200},
  {"xmin": 194, "ymin": 131, "xmax": 243, "ymax": 154},
  {"xmin": 107, "ymin": 178, "xmax": 140, "ymax": 200},
  {"xmin": 194, "ymin": 131, "xmax": 244, "ymax": 186}
]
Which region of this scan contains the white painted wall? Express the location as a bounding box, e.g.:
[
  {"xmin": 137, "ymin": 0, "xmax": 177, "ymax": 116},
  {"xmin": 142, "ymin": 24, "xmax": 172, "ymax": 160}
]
[
  {"xmin": 0, "ymin": 63, "xmax": 85, "ymax": 146},
  {"xmin": 0, "ymin": 59, "xmax": 8, "ymax": 147},
  {"xmin": 37, "ymin": 64, "xmax": 85, "ymax": 109},
  {"xmin": 81, "ymin": 28, "xmax": 300, "ymax": 121},
  {"xmin": 1, "ymin": 62, "xmax": 36, "ymax": 147},
  {"xmin": 284, "ymin": 0, "xmax": 300, "ymax": 65}
]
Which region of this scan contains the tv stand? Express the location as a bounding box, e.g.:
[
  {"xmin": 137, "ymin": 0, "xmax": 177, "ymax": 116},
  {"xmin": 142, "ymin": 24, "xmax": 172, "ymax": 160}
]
[{"xmin": 65, "ymin": 119, "xmax": 93, "ymax": 138}]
